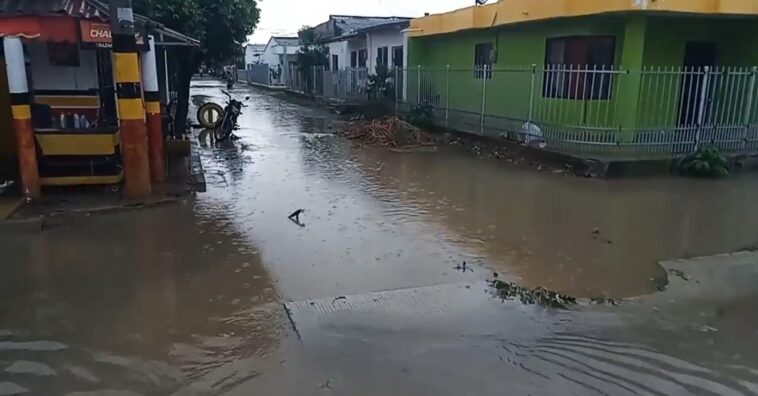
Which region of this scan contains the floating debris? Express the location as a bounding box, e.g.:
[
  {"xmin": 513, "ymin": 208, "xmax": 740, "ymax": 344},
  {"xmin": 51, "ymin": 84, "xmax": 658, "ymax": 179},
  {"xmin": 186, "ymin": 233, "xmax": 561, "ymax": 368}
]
[
  {"xmin": 489, "ymin": 280, "xmax": 576, "ymax": 309},
  {"xmin": 589, "ymin": 296, "xmax": 621, "ymax": 306}
]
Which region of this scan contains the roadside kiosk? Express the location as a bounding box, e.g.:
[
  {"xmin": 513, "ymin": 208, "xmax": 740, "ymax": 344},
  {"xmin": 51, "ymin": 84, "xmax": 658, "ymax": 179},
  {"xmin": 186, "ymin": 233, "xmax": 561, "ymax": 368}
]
[{"xmin": 0, "ymin": 0, "xmax": 199, "ymax": 197}]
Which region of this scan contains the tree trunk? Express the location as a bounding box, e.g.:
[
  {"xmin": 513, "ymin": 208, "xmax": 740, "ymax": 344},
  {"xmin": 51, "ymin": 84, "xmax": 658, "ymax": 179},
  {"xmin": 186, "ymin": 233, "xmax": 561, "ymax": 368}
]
[{"xmin": 173, "ymin": 50, "xmax": 200, "ymax": 137}]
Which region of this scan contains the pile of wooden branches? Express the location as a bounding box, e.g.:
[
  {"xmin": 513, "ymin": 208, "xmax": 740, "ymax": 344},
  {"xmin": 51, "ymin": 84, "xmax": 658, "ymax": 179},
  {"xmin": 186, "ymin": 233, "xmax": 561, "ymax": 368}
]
[{"xmin": 338, "ymin": 116, "xmax": 434, "ymax": 147}]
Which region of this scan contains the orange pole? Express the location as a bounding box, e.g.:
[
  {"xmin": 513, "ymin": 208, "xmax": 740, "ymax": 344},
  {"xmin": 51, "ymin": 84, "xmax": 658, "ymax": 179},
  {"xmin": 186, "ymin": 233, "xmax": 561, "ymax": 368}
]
[
  {"xmin": 145, "ymin": 100, "xmax": 165, "ymax": 182},
  {"xmin": 11, "ymin": 104, "xmax": 40, "ymax": 201},
  {"xmin": 4, "ymin": 37, "xmax": 40, "ymax": 201}
]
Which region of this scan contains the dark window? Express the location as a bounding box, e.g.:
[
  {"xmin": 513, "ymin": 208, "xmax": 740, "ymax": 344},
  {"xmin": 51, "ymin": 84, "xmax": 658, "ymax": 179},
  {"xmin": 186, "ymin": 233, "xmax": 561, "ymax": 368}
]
[
  {"xmin": 358, "ymin": 49, "xmax": 367, "ymax": 68},
  {"xmin": 474, "ymin": 43, "xmax": 493, "ymax": 79},
  {"xmin": 350, "ymin": 51, "xmax": 357, "ymax": 68},
  {"xmin": 48, "ymin": 42, "xmax": 80, "ymax": 67},
  {"xmin": 332, "ymin": 54, "xmax": 339, "ymax": 71},
  {"xmin": 376, "ymin": 46, "xmax": 389, "ymax": 67},
  {"xmin": 543, "ymin": 36, "xmax": 615, "ymax": 100},
  {"xmin": 392, "ymin": 46, "xmax": 403, "ymax": 68}
]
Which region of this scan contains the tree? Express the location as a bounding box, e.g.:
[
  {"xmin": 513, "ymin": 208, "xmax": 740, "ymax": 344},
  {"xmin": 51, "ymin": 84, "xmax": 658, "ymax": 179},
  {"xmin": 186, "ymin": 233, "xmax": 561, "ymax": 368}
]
[
  {"xmin": 296, "ymin": 27, "xmax": 328, "ymax": 94},
  {"xmin": 132, "ymin": 0, "xmax": 260, "ymax": 134}
]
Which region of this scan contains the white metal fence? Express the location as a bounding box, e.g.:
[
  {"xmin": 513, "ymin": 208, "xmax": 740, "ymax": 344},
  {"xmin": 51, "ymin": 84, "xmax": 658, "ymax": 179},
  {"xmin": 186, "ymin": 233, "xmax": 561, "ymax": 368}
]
[
  {"xmin": 256, "ymin": 64, "xmax": 758, "ymax": 157},
  {"xmin": 285, "ymin": 66, "xmax": 371, "ymax": 103},
  {"xmin": 243, "ymin": 64, "xmax": 271, "ymax": 86},
  {"xmin": 399, "ymin": 65, "xmax": 758, "ymax": 157}
]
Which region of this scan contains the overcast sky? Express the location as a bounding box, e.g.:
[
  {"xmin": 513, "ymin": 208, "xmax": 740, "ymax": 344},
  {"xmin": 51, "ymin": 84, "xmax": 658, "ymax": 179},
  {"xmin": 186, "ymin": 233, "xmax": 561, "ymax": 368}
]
[{"xmin": 248, "ymin": 0, "xmax": 472, "ymax": 44}]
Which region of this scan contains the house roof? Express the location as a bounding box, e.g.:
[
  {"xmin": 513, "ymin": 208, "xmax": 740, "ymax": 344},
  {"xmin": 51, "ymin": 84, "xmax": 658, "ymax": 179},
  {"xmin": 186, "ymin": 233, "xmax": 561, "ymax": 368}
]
[
  {"xmin": 245, "ymin": 44, "xmax": 266, "ymax": 57},
  {"xmin": 263, "ymin": 36, "xmax": 300, "ymax": 54},
  {"xmin": 0, "ymin": 0, "xmax": 199, "ymax": 46},
  {"xmin": 331, "ymin": 15, "xmax": 411, "ymax": 35},
  {"xmin": 0, "ymin": 0, "xmax": 106, "ymax": 20},
  {"xmin": 272, "ymin": 36, "xmax": 300, "ymax": 46},
  {"xmin": 155, "ymin": 25, "xmax": 200, "ymax": 47},
  {"xmin": 309, "ymin": 15, "xmax": 411, "ymax": 44},
  {"xmin": 410, "ymin": 0, "xmax": 758, "ymax": 38},
  {"xmin": 354, "ymin": 20, "xmax": 410, "ymax": 34}
]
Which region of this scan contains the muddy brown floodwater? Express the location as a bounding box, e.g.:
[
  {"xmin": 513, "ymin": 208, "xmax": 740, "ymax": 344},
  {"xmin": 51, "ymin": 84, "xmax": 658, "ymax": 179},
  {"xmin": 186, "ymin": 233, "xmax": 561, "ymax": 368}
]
[{"xmin": 1, "ymin": 80, "xmax": 757, "ymax": 395}]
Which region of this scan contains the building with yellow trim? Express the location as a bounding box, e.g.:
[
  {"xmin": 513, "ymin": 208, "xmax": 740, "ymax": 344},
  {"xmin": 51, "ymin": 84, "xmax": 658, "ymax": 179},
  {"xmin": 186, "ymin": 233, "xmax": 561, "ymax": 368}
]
[
  {"xmin": 0, "ymin": 0, "xmax": 198, "ymax": 190},
  {"xmin": 405, "ymin": 0, "xmax": 758, "ymax": 155}
]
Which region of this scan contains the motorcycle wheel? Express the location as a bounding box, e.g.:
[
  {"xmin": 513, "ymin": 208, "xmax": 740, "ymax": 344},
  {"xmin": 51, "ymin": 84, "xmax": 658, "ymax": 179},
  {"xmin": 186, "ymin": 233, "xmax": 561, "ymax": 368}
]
[
  {"xmin": 214, "ymin": 117, "xmax": 233, "ymax": 141},
  {"xmin": 197, "ymin": 102, "xmax": 224, "ymax": 129}
]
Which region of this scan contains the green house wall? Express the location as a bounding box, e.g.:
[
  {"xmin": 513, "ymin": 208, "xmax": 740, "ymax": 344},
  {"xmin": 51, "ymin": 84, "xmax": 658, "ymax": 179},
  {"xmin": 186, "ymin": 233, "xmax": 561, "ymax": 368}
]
[
  {"xmin": 640, "ymin": 16, "xmax": 758, "ymax": 129},
  {"xmin": 407, "ymin": 14, "xmax": 758, "ymax": 138}
]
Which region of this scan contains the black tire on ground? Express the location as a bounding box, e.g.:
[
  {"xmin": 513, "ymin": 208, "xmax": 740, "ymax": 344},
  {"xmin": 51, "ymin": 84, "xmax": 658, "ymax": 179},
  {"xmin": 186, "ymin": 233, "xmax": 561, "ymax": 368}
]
[{"xmin": 197, "ymin": 102, "xmax": 224, "ymax": 129}]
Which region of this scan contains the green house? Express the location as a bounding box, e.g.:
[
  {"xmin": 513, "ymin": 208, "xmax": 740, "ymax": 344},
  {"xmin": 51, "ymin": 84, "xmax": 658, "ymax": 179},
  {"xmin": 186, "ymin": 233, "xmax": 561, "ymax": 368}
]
[{"xmin": 405, "ymin": 0, "xmax": 758, "ymax": 155}]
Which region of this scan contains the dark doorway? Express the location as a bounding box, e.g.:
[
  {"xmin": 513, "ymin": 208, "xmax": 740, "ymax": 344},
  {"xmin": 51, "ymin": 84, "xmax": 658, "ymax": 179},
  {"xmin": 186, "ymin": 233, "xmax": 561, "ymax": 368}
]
[
  {"xmin": 679, "ymin": 41, "xmax": 717, "ymax": 126},
  {"xmin": 96, "ymin": 49, "xmax": 117, "ymax": 127}
]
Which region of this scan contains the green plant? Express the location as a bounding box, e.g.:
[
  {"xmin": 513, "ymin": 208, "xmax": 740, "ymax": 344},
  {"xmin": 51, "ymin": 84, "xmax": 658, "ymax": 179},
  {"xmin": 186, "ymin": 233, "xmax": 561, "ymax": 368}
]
[
  {"xmin": 367, "ymin": 64, "xmax": 394, "ymax": 100},
  {"xmin": 679, "ymin": 146, "xmax": 730, "ymax": 177},
  {"xmin": 406, "ymin": 103, "xmax": 434, "ymax": 128}
]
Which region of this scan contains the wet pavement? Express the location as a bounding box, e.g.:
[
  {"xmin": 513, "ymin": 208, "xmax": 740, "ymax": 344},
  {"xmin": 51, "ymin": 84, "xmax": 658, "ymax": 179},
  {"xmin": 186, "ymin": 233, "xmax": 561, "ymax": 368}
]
[{"xmin": 1, "ymin": 80, "xmax": 757, "ymax": 395}]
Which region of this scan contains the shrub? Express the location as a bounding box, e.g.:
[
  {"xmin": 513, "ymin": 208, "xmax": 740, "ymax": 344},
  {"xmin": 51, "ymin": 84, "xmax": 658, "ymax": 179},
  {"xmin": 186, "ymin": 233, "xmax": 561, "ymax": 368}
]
[
  {"xmin": 366, "ymin": 65, "xmax": 394, "ymax": 100},
  {"xmin": 678, "ymin": 146, "xmax": 729, "ymax": 178},
  {"xmin": 406, "ymin": 103, "xmax": 434, "ymax": 128}
]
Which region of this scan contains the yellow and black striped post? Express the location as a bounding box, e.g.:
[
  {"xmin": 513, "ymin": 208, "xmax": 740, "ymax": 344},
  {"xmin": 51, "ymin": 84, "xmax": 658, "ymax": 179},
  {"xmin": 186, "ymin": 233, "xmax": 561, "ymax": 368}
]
[
  {"xmin": 141, "ymin": 35, "xmax": 165, "ymax": 182},
  {"xmin": 110, "ymin": 0, "xmax": 151, "ymax": 199},
  {"xmin": 3, "ymin": 36, "xmax": 40, "ymax": 201}
]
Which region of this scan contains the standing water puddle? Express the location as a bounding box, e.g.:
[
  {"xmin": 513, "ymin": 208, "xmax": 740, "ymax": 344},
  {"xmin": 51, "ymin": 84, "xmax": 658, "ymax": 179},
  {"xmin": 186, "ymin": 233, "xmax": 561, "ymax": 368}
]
[{"xmin": 0, "ymin": 80, "xmax": 756, "ymax": 394}]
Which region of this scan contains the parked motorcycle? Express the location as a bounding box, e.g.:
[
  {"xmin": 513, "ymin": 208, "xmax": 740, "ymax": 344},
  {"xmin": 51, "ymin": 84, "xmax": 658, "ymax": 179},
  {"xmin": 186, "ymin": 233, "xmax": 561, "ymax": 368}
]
[{"xmin": 197, "ymin": 90, "xmax": 248, "ymax": 141}]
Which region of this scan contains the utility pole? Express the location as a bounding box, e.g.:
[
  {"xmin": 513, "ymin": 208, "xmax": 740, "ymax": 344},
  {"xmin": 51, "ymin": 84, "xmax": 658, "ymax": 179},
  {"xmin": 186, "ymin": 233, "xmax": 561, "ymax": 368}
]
[{"xmin": 110, "ymin": 0, "xmax": 152, "ymax": 199}]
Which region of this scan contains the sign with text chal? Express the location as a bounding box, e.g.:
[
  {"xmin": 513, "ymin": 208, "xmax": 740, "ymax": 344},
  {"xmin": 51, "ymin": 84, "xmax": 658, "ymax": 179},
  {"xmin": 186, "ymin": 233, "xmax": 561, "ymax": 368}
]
[{"xmin": 79, "ymin": 20, "xmax": 146, "ymax": 49}]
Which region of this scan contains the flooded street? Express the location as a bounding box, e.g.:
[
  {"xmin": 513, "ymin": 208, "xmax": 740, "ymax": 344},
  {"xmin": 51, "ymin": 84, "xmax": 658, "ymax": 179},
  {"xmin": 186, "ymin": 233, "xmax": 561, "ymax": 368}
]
[{"xmin": 1, "ymin": 80, "xmax": 758, "ymax": 394}]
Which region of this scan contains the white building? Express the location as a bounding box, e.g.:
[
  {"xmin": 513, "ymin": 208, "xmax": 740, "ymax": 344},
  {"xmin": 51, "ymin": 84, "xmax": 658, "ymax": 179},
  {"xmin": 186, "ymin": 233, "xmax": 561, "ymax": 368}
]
[
  {"xmin": 261, "ymin": 36, "xmax": 300, "ymax": 70},
  {"xmin": 307, "ymin": 15, "xmax": 411, "ymax": 72},
  {"xmin": 243, "ymin": 44, "xmax": 266, "ymax": 68}
]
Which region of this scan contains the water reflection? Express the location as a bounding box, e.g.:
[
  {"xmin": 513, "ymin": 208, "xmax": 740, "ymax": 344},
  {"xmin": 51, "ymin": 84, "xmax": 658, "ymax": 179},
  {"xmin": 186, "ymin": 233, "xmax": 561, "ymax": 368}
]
[
  {"xmin": 344, "ymin": 148, "xmax": 758, "ymax": 297},
  {"xmin": 0, "ymin": 203, "xmax": 286, "ymax": 394}
]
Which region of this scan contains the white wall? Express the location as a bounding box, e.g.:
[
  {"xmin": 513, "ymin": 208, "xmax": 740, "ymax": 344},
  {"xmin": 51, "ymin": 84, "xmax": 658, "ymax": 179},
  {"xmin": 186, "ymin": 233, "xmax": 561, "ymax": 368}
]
[
  {"xmin": 261, "ymin": 44, "xmax": 280, "ymax": 67},
  {"xmin": 325, "ymin": 28, "xmax": 405, "ymax": 72},
  {"xmin": 27, "ymin": 42, "xmax": 98, "ymax": 91},
  {"xmin": 366, "ymin": 27, "xmax": 406, "ymax": 73},
  {"xmin": 244, "ymin": 45, "xmax": 264, "ymax": 67},
  {"xmin": 346, "ymin": 38, "xmax": 367, "ymax": 68},
  {"xmin": 262, "ymin": 40, "xmax": 299, "ymax": 68},
  {"xmin": 244, "ymin": 47, "xmax": 254, "ymax": 66},
  {"xmin": 326, "ymin": 41, "xmax": 349, "ymax": 70}
]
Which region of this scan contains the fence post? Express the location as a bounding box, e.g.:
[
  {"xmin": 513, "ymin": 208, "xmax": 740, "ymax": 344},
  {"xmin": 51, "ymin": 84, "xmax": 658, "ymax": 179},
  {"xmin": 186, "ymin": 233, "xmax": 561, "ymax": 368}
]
[
  {"xmin": 416, "ymin": 65, "xmax": 421, "ymax": 104},
  {"xmin": 446, "ymin": 65, "xmax": 450, "ymax": 130},
  {"xmin": 394, "ymin": 67, "xmax": 399, "ymax": 115},
  {"xmin": 480, "ymin": 65, "xmax": 487, "ymax": 135},
  {"xmin": 694, "ymin": 66, "xmax": 711, "ymax": 152},
  {"xmin": 528, "ymin": 64, "xmax": 536, "ymax": 123},
  {"xmin": 742, "ymin": 66, "xmax": 757, "ymax": 150}
]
